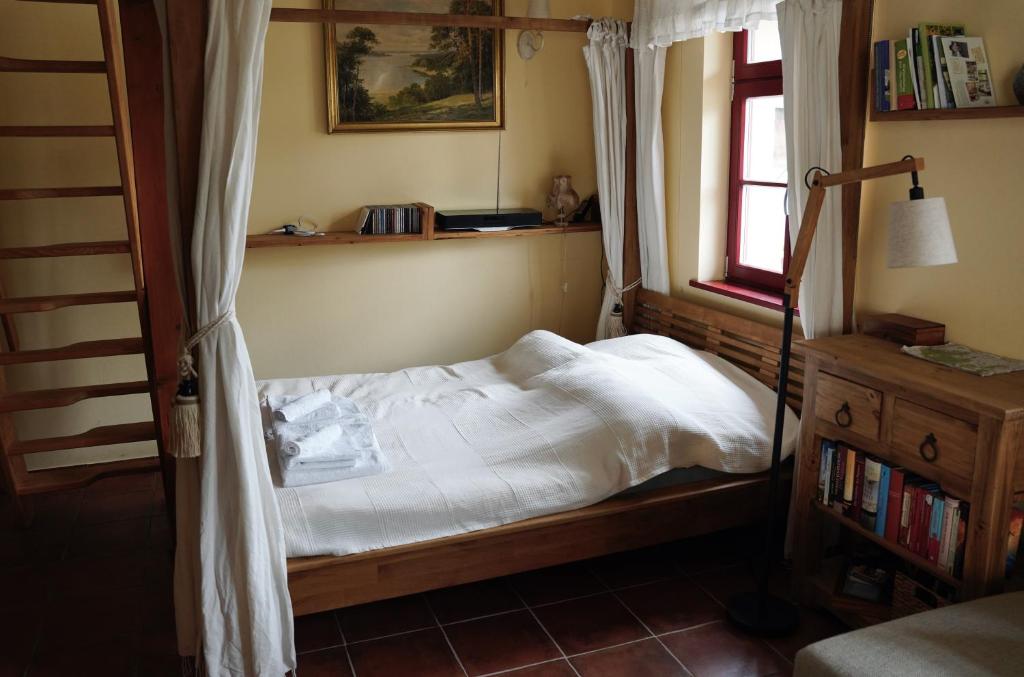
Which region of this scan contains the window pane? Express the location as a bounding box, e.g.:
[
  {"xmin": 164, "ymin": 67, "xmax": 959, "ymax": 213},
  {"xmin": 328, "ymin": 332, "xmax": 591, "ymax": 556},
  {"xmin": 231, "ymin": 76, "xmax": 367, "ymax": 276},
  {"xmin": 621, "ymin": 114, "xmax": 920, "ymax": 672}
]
[
  {"xmin": 739, "ymin": 184, "xmax": 787, "ymax": 274},
  {"xmin": 743, "ymin": 95, "xmax": 787, "ymax": 183},
  {"xmin": 747, "ymin": 21, "xmax": 781, "ymax": 63}
]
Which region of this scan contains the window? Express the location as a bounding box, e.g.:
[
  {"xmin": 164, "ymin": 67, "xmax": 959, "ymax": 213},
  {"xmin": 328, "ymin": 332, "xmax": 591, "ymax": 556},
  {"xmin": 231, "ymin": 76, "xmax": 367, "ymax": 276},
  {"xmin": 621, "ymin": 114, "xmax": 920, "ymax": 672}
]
[{"xmin": 727, "ymin": 22, "xmax": 788, "ymax": 292}]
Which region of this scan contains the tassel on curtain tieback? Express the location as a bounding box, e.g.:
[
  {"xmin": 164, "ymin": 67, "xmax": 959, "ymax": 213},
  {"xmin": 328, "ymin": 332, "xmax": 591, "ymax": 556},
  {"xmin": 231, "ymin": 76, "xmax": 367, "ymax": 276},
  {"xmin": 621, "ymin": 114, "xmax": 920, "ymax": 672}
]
[
  {"xmin": 169, "ymin": 353, "xmax": 202, "ymax": 459},
  {"xmin": 168, "ymin": 309, "xmax": 234, "ymax": 459},
  {"xmin": 607, "ymin": 303, "xmax": 628, "ymax": 338}
]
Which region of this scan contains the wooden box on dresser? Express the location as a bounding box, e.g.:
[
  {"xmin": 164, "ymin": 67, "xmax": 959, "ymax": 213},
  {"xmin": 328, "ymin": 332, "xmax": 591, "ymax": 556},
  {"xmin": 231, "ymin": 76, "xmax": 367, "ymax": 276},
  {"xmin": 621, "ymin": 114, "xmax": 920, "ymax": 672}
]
[{"xmin": 791, "ymin": 334, "xmax": 1024, "ymax": 625}]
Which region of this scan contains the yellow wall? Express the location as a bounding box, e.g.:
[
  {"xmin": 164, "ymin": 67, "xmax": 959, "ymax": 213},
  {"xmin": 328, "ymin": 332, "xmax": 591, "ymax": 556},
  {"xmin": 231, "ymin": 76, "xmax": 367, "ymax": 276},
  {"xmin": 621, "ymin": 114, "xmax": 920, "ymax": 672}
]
[
  {"xmin": 0, "ymin": 0, "xmax": 623, "ymax": 468},
  {"xmin": 662, "ymin": 1, "xmax": 1024, "ymax": 359},
  {"xmin": 860, "ymin": 0, "xmax": 1024, "ymax": 359},
  {"xmin": 243, "ymin": 0, "xmax": 619, "ymax": 378}
]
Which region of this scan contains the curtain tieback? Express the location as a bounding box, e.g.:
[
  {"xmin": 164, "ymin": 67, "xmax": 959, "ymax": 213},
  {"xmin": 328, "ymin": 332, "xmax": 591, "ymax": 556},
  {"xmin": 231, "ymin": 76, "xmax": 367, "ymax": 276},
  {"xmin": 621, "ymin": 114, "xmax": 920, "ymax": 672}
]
[
  {"xmin": 606, "ymin": 278, "xmax": 642, "ymax": 339},
  {"xmin": 169, "ymin": 308, "xmax": 235, "ymax": 460}
]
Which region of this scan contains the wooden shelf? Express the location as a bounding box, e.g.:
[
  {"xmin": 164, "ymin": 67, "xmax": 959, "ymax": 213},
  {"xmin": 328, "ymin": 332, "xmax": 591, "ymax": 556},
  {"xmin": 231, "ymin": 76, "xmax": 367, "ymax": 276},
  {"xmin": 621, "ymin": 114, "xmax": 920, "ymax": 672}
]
[
  {"xmin": 811, "ymin": 501, "xmax": 962, "ymax": 588},
  {"xmin": 246, "ymin": 223, "xmax": 601, "ymax": 249},
  {"xmin": 809, "ymin": 557, "xmax": 892, "ymax": 629},
  {"xmin": 871, "ymin": 105, "xmax": 1024, "ymax": 122}
]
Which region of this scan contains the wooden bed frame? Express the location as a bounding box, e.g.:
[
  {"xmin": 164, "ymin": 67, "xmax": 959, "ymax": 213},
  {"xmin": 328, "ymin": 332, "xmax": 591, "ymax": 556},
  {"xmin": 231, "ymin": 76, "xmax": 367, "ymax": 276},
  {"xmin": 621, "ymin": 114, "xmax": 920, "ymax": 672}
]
[
  {"xmin": 114, "ymin": 1, "xmax": 872, "ymax": 617},
  {"xmin": 288, "ymin": 288, "xmax": 806, "ymax": 615}
]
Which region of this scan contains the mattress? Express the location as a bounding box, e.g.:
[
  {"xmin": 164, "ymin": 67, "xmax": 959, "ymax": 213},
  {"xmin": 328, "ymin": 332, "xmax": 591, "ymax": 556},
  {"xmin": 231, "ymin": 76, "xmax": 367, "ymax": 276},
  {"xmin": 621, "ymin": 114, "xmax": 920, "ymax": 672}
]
[{"xmin": 258, "ymin": 330, "xmax": 799, "ymax": 558}]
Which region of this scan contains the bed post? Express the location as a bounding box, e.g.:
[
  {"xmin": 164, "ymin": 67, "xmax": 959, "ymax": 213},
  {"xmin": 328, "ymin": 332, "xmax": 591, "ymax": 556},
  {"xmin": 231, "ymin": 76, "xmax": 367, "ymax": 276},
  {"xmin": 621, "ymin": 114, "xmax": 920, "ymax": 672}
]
[
  {"xmin": 119, "ymin": 0, "xmax": 185, "ymax": 518},
  {"xmin": 622, "ymin": 46, "xmax": 641, "ymax": 332},
  {"xmin": 837, "ymin": 0, "xmax": 874, "ymax": 334},
  {"xmin": 159, "ymin": 0, "xmax": 207, "ymax": 511}
]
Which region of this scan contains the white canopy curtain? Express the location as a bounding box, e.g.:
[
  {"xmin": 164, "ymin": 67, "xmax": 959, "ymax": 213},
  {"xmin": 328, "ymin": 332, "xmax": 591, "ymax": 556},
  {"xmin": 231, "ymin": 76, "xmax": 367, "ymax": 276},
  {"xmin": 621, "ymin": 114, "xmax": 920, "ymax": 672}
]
[
  {"xmin": 172, "ymin": 1, "xmax": 296, "ymax": 675},
  {"xmin": 778, "ymin": 0, "xmax": 844, "ymax": 339},
  {"xmin": 629, "ymin": 0, "xmax": 778, "ymax": 298},
  {"xmin": 584, "ymin": 19, "xmax": 629, "ymax": 339}
]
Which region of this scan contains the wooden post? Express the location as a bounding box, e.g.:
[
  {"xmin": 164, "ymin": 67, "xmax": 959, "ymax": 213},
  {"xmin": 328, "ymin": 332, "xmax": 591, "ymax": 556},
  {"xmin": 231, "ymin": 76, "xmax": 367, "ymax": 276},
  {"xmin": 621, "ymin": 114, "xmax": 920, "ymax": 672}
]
[
  {"xmin": 837, "ymin": 0, "xmax": 875, "ymax": 334},
  {"xmin": 165, "ymin": 0, "xmax": 207, "ymax": 323},
  {"xmin": 622, "ymin": 47, "xmax": 641, "ymax": 331},
  {"xmin": 119, "ymin": 0, "xmax": 185, "ymax": 520}
]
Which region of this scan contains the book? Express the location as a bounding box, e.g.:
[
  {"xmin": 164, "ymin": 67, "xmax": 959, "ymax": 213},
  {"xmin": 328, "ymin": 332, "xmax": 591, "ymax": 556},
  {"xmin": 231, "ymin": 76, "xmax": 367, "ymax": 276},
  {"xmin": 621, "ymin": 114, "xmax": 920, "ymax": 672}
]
[
  {"xmin": 830, "ymin": 442, "xmax": 844, "ymax": 507},
  {"xmin": 842, "ymin": 446, "xmax": 857, "ymax": 516},
  {"xmin": 918, "ymin": 23, "xmax": 966, "ymax": 109},
  {"xmin": 940, "ymin": 36, "xmax": 997, "ymax": 108},
  {"xmin": 848, "ymin": 451, "xmax": 866, "ymax": 521},
  {"xmin": 1007, "ymin": 506, "xmax": 1023, "ymax": 577},
  {"xmin": 906, "ymin": 30, "xmax": 922, "ymax": 109},
  {"xmin": 912, "ymin": 28, "xmax": 927, "ymax": 107},
  {"xmin": 860, "ymin": 457, "xmax": 882, "ymax": 531},
  {"xmin": 893, "ymin": 39, "xmax": 916, "ymax": 110},
  {"xmin": 927, "ymin": 495, "xmax": 945, "ymax": 563},
  {"xmin": 918, "ymin": 486, "xmax": 939, "ymax": 557},
  {"xmin": 817, "ymin": 441, "xmax": 832, "ymax": 504},
  {"xmin": 953, "ymin": 503, "xmax": 970, "ymax": 578},
  {"xmin": 875, "ymin": 41, "xmax": 890, "ymax": 112},
  {"xmin": 885, "ymin": 468, "xmax": 905, "ymax": 542},
  {"xmin": 899, "ymin": 480, "xmax": 916, "ymax": 546},
  {"xmin": 875, "ymin": 464, "xmax": 891, "ymax": 538},
  {"xmin": 932, "ymin": 35, "xmax": 954, "ymax": 109},
  {"xmin": 938, "ymin": 497, "xmax": 960, "ymax": 572}
]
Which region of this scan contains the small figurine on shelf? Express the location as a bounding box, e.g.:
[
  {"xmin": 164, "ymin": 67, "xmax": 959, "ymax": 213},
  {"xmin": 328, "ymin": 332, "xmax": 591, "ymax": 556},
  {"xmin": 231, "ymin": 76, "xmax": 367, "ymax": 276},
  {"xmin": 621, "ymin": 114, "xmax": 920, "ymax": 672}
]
[{"xmin": 547, "ymin": 175, "xmax": 580, "ymax": 226}]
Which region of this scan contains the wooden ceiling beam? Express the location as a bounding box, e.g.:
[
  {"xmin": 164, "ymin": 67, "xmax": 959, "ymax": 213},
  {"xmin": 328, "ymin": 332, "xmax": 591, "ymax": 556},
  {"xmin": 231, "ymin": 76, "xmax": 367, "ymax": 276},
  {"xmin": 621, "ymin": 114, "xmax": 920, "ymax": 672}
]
[{"xmin": 269, "ymin": 8, "xmax": 590, "ymax": 33}]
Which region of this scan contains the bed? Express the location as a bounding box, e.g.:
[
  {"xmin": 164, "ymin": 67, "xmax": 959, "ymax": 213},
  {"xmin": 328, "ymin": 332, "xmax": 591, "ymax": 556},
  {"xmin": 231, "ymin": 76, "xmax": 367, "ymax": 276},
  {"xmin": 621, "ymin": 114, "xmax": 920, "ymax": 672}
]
[{"xmin": 266, "ymin": 288, "xmax": 807, "ymax": 615}]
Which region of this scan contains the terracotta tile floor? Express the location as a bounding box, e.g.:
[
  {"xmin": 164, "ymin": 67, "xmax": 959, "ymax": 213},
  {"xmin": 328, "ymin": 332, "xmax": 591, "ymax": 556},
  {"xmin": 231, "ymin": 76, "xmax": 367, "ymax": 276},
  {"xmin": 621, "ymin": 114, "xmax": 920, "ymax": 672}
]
[{"xmin": 0, "ymin": 471, "xmax": 849, "ymax": 676}]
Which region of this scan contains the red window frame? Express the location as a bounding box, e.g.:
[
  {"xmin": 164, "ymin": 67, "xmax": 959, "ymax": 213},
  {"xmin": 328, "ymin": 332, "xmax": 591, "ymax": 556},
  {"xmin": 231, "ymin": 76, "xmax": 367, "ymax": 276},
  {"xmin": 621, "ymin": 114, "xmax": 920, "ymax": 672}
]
[{"xmin": 726, "ymin": 29, "xmax": 788, "ymax": 292}]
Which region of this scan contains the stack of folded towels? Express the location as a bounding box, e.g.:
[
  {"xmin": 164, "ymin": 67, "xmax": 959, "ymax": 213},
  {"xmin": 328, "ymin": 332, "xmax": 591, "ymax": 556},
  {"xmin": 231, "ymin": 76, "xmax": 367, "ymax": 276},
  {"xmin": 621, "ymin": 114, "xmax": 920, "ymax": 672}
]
[{"xmin": 265, "ymin": 389, "xmax": 388, "ymax": 488}]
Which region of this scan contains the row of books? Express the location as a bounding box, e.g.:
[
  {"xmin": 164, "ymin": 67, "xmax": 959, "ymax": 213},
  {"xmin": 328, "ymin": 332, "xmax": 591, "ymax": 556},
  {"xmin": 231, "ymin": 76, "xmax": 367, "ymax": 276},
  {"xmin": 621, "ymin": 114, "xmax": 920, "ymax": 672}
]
[
  {"xmin": 817, "ymin": 440, "xmax": 968, "ymax": 578},
  {"xmin": 357, "ymin": 204, "xmax": 422, "ymax": 235},
  {"xmin": 875, "ymin": 23, "xmax": 995, "ymax": 112}
]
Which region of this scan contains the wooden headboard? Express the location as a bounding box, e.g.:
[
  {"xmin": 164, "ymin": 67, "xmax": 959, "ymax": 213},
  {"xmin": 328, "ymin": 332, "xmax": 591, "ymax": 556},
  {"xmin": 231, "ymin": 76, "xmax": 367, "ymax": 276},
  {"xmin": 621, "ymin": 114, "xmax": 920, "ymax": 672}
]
[{"xmin": 628, "ymin": 289, "xmax": 805, "ymax": 413}]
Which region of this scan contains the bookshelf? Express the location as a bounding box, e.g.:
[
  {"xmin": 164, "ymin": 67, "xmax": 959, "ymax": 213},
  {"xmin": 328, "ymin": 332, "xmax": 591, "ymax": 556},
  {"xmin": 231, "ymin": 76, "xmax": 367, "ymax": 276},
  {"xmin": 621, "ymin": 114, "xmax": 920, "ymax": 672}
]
[
  {"xmin": 245, "ymin": 202, "xmax": 601, "ymax": 249},
  {"xmin": 870, "ymin": 105, "xmax": 1024, "ymax": 122},
  {"xmin": 791, "ymin": 335, "xmax": 1024, "ymax": 626},
  {"xmin": 868, "ymin": 69, "xmax": 1024, "ymax": 122}
]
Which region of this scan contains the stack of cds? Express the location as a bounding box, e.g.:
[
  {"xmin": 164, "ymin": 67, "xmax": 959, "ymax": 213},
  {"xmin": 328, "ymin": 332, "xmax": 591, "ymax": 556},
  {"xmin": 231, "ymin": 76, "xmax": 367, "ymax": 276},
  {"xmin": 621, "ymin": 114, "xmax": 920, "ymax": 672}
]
[{"xmin": 357, "ymin": 204, "xmax": 421, "ymax": 235}]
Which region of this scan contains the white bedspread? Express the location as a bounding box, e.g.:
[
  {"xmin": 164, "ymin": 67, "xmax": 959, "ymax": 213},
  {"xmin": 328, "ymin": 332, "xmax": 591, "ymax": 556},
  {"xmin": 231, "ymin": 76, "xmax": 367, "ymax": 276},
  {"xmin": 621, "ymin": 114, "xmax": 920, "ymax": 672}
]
[{"xmin": 258, "ymin": 331, "xmax": 798, "ymax": 558}]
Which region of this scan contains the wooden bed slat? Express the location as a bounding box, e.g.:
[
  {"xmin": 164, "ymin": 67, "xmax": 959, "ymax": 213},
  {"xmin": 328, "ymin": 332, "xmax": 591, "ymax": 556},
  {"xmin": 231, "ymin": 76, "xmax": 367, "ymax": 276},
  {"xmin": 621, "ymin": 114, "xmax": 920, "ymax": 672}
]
[{"xmin": 630, "ymin": 288, "xmax": 805, "ymax": 413}]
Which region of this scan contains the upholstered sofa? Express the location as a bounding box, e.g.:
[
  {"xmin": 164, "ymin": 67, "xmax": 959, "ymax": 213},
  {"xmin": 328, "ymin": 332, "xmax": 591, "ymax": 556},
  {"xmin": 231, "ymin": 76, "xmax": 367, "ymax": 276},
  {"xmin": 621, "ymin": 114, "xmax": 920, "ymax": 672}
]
[{"xmin": 795, "ymin": 591, "xmax": 1024, "ymax": 676}]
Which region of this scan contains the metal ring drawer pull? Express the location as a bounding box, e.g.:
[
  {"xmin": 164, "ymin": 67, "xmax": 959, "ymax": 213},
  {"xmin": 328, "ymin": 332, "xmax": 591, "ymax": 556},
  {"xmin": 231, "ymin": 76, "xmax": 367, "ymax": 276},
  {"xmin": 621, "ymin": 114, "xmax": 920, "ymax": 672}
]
[
  {"xmin": 834, "ymin": 402, "xmax": 853, "ymax": 428},
  {"xmin": 919, "ymin": 433, "xmax": 939, "ymax": 463}
]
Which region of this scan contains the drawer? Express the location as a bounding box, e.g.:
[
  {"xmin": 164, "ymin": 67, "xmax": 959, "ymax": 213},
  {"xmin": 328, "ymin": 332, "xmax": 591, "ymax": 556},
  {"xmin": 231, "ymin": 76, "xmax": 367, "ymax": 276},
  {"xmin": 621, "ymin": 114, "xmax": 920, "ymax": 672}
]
[
  {"xmin": 890, "ymin": 399, "xmax": 977, "ymax": 494},
  {"xmin": 815, "ymin": 372, "xmax": 882, "ymax": 440}
]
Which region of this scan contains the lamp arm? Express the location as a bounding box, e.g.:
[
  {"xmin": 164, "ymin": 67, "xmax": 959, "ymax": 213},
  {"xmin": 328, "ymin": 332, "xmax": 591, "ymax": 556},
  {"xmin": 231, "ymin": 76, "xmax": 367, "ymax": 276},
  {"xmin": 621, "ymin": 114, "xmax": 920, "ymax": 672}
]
[{"xmin": 782, "ymin": 156, "xmax": 927, "ymax": 309}]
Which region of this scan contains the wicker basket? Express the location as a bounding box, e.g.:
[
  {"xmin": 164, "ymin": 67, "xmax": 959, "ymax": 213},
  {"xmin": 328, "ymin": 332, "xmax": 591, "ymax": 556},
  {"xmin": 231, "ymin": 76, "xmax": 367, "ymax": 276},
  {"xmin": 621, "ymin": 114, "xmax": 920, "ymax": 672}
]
[{"xmin": 892, "ymin": 571, "xmax": 952, "ymax": 618}]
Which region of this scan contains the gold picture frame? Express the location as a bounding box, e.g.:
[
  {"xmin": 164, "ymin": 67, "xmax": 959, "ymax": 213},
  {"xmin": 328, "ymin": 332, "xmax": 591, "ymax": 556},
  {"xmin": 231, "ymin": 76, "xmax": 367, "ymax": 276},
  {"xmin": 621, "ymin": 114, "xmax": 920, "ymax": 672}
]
[{"xmin": 323, "ymin": 0, "xmax": 505, "ymax": 133}]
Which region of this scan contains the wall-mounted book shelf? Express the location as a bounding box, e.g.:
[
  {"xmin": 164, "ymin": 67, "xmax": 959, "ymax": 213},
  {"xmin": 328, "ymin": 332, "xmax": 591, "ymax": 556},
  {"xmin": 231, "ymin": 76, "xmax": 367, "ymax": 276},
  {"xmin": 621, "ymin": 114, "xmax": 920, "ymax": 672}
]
[
  {"xmin": 869, "ymin": 69, "xmax": 1024, "ymax": 121},
  {"xmin": 870, "ymin": 104, "xmax": 1024, "ymax": 122},
  {"xmin": 246, "ymin": 202, "xmax": 601, "ymax": 249}
]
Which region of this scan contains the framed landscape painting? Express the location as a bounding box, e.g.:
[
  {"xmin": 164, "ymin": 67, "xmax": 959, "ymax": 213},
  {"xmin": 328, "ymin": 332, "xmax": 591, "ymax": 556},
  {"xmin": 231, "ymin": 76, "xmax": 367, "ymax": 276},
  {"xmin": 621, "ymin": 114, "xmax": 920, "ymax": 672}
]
[{"xmin": 324, "ymin": 0, "xmax": 505, "ymax": 133}]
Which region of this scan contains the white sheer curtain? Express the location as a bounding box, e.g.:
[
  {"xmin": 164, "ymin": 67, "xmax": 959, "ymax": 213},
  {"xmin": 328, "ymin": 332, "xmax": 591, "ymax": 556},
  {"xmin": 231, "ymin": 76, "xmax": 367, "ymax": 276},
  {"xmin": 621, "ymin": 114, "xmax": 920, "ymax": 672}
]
[
  {"xmin": 630, "ymin": 0, "xmax": 777, "ymax": 297},
  {"xmin": 633, "ymin": 45, "xmax": 670, "ymax": 294},
  {"xmin": 778, "ymin": 0, "xmax": 844, "ymax": 339},
  {"xmin": 173, "ymin": 1, "xmax": 296, "ymax": 675},
  {"xmin": 632, "ymin": 0, "xmax": 778, "ymax": 49},
  {"xmin": 584, "ymin": 19, "xmax": 629, "ymax": 339}
]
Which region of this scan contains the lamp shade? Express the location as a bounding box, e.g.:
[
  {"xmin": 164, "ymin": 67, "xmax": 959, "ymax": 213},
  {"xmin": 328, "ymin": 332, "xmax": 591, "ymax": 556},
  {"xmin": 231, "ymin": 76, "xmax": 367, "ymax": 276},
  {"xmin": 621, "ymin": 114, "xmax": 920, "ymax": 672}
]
[
  {"xmin": 526, "ymin": 0, "xmax": 550, "ymax": 18},
  {"xmin": 887, "ymin": 197, "xmax": 958, "ymax": 268}
]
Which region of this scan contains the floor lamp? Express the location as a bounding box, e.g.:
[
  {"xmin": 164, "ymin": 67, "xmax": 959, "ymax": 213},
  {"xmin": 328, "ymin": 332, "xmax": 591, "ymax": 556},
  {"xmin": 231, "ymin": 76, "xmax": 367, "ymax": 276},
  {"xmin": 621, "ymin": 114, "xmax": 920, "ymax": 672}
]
[{"xmin": 727, "ymin": 155, "xmax": 957, "ymax": 636}]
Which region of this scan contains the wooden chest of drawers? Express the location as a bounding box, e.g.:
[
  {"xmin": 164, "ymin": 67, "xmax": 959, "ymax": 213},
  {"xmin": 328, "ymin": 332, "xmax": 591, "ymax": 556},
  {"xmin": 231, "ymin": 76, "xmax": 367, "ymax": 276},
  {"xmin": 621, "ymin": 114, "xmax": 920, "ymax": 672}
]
[{"xmin": 791, "ymin": 335, "xmax": 1024, "ymax": 617}]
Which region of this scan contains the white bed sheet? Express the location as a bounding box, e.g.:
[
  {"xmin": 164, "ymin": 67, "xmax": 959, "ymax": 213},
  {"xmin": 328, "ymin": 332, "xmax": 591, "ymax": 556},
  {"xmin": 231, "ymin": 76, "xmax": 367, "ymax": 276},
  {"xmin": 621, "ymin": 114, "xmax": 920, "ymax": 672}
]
[{"xmin": 258, "ymin": 331, "xmax": 798, "ymax": 558}]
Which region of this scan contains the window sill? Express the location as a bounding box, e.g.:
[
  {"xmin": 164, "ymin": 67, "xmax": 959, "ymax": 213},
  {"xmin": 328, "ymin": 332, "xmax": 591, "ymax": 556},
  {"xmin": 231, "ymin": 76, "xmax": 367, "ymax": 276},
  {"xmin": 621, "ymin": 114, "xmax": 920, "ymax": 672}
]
[{"xmin": 688, "ymin": 279, "xmax": 798, "ymax": 315}]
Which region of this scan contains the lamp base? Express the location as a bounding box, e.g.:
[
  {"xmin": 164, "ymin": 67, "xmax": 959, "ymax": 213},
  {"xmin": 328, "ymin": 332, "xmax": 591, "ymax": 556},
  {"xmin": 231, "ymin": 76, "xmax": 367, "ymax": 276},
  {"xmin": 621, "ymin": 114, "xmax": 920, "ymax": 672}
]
[{"xmin": 726, "ymin": 591, "xmax": 799, "ymax": 637}]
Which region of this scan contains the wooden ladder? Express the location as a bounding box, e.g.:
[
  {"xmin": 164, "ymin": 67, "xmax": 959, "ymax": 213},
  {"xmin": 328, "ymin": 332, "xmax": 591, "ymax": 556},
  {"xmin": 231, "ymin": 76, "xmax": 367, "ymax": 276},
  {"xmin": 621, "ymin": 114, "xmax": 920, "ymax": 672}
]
[{"xmin": 0, "ymin": 0, "xmax": 164, "ymax": 509}]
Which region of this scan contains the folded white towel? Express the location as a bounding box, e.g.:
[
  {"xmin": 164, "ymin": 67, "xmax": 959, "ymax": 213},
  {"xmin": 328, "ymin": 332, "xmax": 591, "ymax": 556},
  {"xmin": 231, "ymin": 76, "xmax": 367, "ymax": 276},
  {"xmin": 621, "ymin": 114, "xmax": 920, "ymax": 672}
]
[
  {"xmin": 276, "ymin": 444, "xmax": 388, "ymax": 488},
  {"xmin": 274, "ymin": 389, "xmax": 331, "ymax": 422},
  {"xmin": 281, "ymin": 423, "xmax": 342, "ymax": 458}
]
